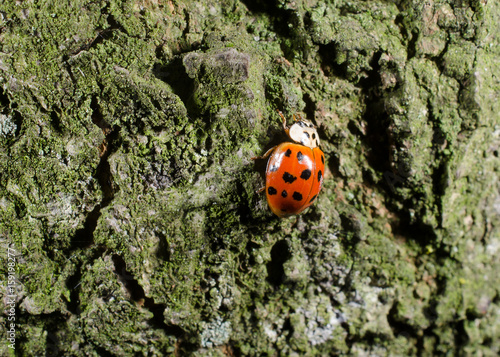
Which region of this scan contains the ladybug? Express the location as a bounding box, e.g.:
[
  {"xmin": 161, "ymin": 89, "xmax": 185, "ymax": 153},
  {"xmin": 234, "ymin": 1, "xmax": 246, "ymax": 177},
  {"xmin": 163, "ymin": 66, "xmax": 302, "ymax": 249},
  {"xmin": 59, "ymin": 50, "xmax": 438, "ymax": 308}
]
[{"xmin": 253, "ymin": 111, "xmax": 325, "ymax": 217}]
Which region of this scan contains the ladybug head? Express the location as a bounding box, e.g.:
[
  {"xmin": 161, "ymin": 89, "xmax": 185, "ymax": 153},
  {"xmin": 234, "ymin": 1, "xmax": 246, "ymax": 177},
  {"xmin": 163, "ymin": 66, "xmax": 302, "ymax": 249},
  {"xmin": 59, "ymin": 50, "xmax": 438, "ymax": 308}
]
[{"xmin": 288, "ymin": 120, "xmax": 320, "ymax": 148}]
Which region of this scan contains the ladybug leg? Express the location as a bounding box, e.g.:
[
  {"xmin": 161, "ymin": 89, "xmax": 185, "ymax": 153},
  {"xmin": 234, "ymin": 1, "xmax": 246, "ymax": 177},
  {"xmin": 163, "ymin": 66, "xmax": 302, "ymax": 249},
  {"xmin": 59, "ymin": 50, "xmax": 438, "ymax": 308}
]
[
  {"xmin": 251, "ymin": 145, "xmax": 276, "ymax": 161},
  {"xmin": 277, "ymin": 110, "xmax": 289, "ymax": 132},
  {"xmin": 252, "ymin": 146, "xmax": 276, "ymax": 194}
]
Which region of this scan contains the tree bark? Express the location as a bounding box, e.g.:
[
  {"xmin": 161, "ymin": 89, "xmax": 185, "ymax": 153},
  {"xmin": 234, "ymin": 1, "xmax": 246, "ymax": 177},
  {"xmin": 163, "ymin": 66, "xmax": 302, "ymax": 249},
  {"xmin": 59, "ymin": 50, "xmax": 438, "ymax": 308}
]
[{"xmin": 0, "ymin": 0, "xmax": 498, "ymax": 355}]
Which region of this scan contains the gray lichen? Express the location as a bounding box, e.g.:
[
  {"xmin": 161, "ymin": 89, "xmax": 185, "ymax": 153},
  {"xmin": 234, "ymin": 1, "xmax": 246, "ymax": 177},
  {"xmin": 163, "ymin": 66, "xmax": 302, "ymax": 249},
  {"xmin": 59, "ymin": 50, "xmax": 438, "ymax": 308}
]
[
  {"xmin": 0, "ymin": 114, "xmax": 16, "ymax": 137},
  {"xmin": 200, "ymin": 317, "xmax": 232, "ymax": 348},
  {"xmin": 293, "ymin": 294, "xmax": 346, "ymax": 346}
]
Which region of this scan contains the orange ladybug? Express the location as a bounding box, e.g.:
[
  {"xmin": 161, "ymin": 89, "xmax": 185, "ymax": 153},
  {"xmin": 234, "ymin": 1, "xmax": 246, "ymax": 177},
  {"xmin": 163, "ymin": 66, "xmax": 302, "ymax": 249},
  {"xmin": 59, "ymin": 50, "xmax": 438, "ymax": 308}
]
[{"xmin": 253, "ymin": 111, "xmax": 325, "ymax": 217}]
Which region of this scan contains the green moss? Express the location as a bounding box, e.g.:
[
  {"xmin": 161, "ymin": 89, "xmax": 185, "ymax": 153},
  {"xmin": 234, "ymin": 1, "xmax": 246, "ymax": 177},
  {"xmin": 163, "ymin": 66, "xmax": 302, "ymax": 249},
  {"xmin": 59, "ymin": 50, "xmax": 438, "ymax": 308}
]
[{"xmin": 442, "ymin": 38, "xmax": 477, "ymax": 81}]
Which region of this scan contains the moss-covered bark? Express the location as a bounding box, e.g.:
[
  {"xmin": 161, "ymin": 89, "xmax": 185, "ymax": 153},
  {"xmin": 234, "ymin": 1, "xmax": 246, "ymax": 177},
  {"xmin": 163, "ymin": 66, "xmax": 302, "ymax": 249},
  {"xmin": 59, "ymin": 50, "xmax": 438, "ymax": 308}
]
[{"xmin": 0, "ymin": 0, "xmax": 498, "ymax": 355}]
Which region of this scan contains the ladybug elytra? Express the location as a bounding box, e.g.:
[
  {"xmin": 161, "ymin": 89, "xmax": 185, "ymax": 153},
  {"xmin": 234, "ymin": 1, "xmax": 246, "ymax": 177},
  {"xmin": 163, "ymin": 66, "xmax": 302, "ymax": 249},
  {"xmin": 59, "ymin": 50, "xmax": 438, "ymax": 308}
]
[{"xmin": 253, "ymin": 111, "xmax": 325, "ymax": 217}]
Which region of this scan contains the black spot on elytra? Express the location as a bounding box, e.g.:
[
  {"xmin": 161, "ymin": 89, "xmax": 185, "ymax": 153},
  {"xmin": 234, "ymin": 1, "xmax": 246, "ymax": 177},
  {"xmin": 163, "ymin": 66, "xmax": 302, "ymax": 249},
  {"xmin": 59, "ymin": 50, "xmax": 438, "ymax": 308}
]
[
  {"xmin": 268, "ymin": 186, "xmax": 277, "ymax": 195},
  {"xmin": 309, "ymin": 194, "xmax": 317, "ymax": 203},
  {"xmin": 300, "ymin": 169, "xmax": 311, "ymax": 180},
  {"xmin": 281, "ymin": 190, "xmax": 287, "ymax": 198},
  {"xmin": 304, "ymin": 132, "xmax": 310, "ymax": 138},
  {"xmin": 285, "ymin": 148, "xmax": 292, "ymax": 157},
  {"xmin": 269, "ymin": 164, "xmax": 278, "ymax": 172},
  {"xmin": 318, "ymin": 170, "xmax": 323, "ymax": 182},
  {"xmin": 297, "ymin": 151, "xmax": 304, "ymax": 162},
  {"xmin": 282, "ymin": 172, "xmax": 297, "ymax": 183},
  {"xmin": 321, "ymin": 155, "xmax": 324, "ymax": 164},
  {"xmin": 292, "ymin": 192, "xmax": 303, "ymax": 201},
  {"xmin": 312, "ymin": 133, "xmax": 316, "ymax": 139}
]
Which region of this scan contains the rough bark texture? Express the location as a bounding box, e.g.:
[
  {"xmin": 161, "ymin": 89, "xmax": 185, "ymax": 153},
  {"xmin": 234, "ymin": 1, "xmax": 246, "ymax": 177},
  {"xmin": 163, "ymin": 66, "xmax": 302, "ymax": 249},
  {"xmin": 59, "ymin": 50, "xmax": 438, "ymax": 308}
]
[{"xmin": 0, "ymin": 0, "xmax": 499, "ymax": 355}]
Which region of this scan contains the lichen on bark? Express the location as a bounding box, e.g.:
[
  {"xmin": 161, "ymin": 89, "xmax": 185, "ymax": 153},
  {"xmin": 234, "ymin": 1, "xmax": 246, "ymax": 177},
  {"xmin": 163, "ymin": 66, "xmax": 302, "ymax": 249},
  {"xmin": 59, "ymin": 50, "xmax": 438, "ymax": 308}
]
[{"xmin": 0, "ymin": 0, "xmax": 498, "ymax": 356}]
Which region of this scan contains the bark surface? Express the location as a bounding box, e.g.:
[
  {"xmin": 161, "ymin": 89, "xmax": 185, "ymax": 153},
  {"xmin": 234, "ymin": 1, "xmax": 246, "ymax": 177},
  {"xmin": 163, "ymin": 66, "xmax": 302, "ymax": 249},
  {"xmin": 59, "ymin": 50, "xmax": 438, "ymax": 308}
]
[{"xmin": 0, "ymin": 0, "xmax": 498, "ymax": 355}]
